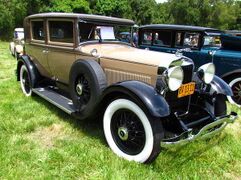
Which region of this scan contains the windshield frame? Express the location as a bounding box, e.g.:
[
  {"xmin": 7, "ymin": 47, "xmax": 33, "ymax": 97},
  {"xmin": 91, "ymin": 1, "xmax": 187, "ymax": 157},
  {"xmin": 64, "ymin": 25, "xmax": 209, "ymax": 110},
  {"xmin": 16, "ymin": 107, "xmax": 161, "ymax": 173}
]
[{"xmin": 77, "ymin": 21, "xmax": 133, "ymax": 45}]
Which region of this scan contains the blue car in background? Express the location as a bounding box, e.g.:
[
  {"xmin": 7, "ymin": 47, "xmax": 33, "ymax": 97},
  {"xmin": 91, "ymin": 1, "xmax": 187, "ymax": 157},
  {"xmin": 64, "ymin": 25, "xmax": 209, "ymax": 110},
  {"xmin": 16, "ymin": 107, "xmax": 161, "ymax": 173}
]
[{"xmin": 138, "ymin": 24, "xmax": 241, "ymax": 106}]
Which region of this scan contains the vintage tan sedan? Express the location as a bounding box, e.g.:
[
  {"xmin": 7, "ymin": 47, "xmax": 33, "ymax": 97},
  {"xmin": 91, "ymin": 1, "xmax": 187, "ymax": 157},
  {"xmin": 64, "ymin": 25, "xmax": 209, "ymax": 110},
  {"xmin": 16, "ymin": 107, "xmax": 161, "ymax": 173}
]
[{"xmin": 16, "ymin": 13, "xmax": 237, "ymax": 163}]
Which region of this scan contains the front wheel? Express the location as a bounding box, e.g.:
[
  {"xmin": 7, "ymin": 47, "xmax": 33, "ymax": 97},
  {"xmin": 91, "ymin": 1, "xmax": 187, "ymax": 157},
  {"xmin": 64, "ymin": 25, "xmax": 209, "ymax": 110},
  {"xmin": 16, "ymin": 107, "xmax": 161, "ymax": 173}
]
[
  {"xmin": 227, "ymin": 77, "xmax": 241, "ymax": 107},
  {"xmin": 103, "ymin": 98, "xmax": 163, "ymax": 163}
]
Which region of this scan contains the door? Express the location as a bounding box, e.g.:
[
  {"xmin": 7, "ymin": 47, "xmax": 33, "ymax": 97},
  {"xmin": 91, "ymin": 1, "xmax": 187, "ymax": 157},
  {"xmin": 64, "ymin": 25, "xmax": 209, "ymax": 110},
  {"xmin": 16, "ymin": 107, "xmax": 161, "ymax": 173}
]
[
  {"xmin": 26, "ymin": 19, "xmax": 52, "ymax": 78},
  {"xmin": 46, "ymin": 19, "xmax": 76, "ymax": 84}
]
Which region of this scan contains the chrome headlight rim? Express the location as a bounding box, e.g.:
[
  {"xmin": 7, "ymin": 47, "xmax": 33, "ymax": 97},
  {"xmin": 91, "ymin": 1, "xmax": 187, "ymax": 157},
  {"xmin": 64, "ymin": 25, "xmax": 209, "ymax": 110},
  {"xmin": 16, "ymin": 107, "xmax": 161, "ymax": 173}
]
[
  {"xmin": 167, "ymin": 66, "xmax": 184, "ymax": 91},
  {"xmin": 198, "ymin": 63, "xmax": 215, "ymax": 84}
]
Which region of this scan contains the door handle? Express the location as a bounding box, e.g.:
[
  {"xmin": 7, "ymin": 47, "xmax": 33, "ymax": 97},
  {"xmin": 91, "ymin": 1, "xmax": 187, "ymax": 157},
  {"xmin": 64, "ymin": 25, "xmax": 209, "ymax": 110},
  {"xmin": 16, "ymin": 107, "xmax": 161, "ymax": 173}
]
[{"xmin": 42, "ymin": 49, "xmax": 49, "ymax": 53}]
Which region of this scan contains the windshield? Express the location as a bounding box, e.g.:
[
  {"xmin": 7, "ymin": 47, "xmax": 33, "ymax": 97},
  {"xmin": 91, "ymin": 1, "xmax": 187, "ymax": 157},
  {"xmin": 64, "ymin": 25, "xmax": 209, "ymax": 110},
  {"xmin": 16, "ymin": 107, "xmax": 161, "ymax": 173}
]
[
  {"xmin": 203, "ymin": 35, "xmax": 221, "ymax": 47},
  {"xmin": 15, "ymin": 31, "xmax": 24, "ymax": 39},
  {"xmin": 78, "ymin": 22, "xmax": 131, "ymax": 43}
]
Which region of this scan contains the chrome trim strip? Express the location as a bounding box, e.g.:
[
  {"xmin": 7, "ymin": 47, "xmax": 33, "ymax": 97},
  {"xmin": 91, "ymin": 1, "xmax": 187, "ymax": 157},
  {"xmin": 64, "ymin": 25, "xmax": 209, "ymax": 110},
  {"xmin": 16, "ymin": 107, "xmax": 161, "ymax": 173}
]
[
  {"xmin": 161, "ymin": 112, "xmax": 238, "ymax": 148},
  {"xmin": 32, "ymin": 89, "xmax": 73, "ymax": 115}
]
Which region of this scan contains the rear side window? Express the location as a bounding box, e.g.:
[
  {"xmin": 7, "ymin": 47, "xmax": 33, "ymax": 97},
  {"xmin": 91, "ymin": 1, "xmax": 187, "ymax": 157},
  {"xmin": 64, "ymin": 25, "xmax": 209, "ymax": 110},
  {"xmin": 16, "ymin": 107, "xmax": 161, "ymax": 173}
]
[
  {"xmin": 141, "ymin": 31, "xmax": 153, "ymax": 45},
  {"xmin": 31, "ymin": 21, "xmax": 45, "ymax": 41},
  {"xmin": 49, "ymin": 21, "xmax": 73, "ymax": 43},
  {"xmin": 175, "ymin": 32, "xmax": 183, "ymax": 47},
  {"xmin": 153, "ymin": 30, "xmax": 172, "ymax": 47}
]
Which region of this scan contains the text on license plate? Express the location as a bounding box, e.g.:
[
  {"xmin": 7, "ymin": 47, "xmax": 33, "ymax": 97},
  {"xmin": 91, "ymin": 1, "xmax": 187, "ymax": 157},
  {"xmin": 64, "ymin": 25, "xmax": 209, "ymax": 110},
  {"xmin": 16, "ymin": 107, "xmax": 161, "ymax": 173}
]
[{"xmin": 178, "ymin": 82, "xmax": 195, "ymax": 98}]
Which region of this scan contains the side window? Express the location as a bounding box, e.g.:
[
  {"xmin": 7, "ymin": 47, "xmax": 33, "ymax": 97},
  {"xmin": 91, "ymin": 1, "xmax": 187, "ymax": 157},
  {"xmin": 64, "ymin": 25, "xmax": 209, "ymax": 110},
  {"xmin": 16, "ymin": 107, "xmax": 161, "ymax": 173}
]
[
  {"xmin": 153, "ymin": 30, "xmax": 172, "ymax": 47},
  {"xmin": 175, "ymin": 32, "xmax": 183, "ymax": 47},
  {"xmin": 141, "ymin": 31, "xmax": 152, "ymax": 45},
  {"xmin": 49, "ymin": 21, "xmax": 73, "ymax": 43},
  {"xmin": 31, "ymin": 21, "xmax": 45, "ymax": 41},
  {"xmin": 183, "ymin": 32, "xmax": 200, "ymax": 48}
]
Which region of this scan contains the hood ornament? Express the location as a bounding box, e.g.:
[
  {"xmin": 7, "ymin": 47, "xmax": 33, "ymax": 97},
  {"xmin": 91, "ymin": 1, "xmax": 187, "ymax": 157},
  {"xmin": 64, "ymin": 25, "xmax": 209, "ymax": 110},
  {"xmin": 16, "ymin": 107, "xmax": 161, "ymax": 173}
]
[{"xmin": 175, "ymin": 48, "xmax": 192, "ymax": 57}]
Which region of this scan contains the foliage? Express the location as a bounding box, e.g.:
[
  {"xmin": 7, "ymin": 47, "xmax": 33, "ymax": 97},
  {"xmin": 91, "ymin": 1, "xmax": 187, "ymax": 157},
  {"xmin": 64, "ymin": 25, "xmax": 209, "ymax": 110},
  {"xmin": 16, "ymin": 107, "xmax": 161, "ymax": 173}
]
[
  {"xmin": 0, "ymin": 0, "xmax": 240, "ymax": 40},
  {"xmin": 41, "ymin": 0, "xmax": 91, "ymax": 13},
  {"xmin": 94, "ymin": 0, "xmax": 131, "ymax": 18}
]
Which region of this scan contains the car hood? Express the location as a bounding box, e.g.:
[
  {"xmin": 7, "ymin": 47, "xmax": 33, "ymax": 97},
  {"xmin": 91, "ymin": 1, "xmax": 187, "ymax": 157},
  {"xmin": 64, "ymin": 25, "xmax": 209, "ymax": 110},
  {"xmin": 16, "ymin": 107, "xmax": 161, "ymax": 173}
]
[{"xmin": 79, "ymin": 43, "xmax": 181, "ymax": 68}]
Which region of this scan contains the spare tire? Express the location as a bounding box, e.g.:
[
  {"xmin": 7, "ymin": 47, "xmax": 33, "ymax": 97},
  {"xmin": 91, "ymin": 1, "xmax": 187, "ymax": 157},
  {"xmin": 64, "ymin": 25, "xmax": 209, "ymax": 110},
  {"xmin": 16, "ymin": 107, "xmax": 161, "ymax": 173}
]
[{"xmin": 69, "ymin": 60, "xmax": 107, "ymax": 119}]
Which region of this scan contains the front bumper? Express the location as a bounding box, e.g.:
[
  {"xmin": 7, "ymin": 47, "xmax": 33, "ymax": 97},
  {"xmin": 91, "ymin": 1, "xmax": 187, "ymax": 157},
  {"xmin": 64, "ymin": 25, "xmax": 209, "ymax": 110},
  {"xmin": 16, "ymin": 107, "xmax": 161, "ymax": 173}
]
[{"xmin": 161, "ymin": 112, "xmax": 238, "ymax": 148}]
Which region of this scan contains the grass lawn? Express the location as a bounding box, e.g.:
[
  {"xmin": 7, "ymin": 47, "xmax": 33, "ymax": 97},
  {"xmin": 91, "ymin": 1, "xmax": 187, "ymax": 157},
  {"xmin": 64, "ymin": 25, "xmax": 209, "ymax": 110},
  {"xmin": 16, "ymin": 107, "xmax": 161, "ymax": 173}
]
[{"xmin": 0, "ymin": 41, "xmax": 241, "ymax": 179}]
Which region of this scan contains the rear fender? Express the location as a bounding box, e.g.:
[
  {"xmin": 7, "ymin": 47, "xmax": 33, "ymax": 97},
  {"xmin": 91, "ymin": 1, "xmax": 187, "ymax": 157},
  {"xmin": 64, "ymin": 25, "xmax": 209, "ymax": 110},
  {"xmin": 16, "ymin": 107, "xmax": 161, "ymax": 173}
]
[{"xmin": 16, "ymin": 55, "xmax": 40, "ymax": 88}]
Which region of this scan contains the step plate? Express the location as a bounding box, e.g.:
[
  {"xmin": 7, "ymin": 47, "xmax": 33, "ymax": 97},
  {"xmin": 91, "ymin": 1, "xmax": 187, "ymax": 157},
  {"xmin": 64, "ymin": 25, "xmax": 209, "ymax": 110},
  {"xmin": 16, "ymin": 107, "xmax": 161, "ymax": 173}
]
[{"xmin": 33, "ymin": 87, "xmax": 76, "ymax": 115}]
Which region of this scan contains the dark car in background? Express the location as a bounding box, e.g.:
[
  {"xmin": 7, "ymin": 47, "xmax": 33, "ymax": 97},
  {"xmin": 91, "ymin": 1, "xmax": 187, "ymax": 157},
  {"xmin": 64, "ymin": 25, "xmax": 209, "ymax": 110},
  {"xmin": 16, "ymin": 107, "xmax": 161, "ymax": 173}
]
[
  {"xmin": 226, "ymin": 30, "xmax": 241, "ymax": 37},
  {"xmin": 138, "ymin": 24, "xmax": 241, "ymax": 106}
]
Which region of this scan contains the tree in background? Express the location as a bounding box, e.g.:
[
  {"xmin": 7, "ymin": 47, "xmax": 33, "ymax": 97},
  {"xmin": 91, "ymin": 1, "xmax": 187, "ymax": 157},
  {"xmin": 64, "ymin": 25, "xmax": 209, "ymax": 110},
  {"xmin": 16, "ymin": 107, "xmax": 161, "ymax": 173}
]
[
  {"xmin": 93, "ymin": 0, "xmax": 131, "ymax": 18},
  {"xmin": 41, "ymin": 0, "xmax": 91, "ymax": 13},
  {"xmin": 168, "ymin": 0, "xmax": 239, "ymax": 30},
  {"xmin": 0, "ymin": 0, "xmax": 241, "ymax": 40},
  {"xmin": 0, "ymin": 0, "xmax": 28, "ymax": 39}
]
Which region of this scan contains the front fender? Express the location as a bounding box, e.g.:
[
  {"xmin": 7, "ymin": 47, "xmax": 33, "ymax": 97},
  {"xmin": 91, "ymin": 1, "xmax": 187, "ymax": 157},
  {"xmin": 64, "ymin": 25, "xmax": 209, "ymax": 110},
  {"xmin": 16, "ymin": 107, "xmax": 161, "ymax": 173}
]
[
  {"xmin": 210, "ymin": 75, "xmax": 233, "ymax": 96},
  {"xmin": 101, "ymin": 81, "xmax": 170, "ymax": 118}
]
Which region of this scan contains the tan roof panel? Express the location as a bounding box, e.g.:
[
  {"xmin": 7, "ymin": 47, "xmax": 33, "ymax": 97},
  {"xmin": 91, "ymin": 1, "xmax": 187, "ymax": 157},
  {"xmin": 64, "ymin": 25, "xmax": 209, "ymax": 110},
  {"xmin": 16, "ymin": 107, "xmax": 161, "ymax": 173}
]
[{"xmin": 26, "ymin": 12, "xmax": 135, "ymax": 26}]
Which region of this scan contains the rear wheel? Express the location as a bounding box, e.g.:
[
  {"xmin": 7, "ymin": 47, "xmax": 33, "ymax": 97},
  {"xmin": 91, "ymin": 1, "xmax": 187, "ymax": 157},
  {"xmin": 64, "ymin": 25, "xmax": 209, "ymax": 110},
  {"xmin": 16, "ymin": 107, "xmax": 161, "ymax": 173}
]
[
  {"xmin": 20, "ymin": 64, "xmax": 32, "ymax": 96},
  {"xmin": 103, "ymin": 98, "xmax": 163, "ymax": 163},
  {"xmin": 227, "ymin": 77, "xmax": 241, "ymax": 107}
]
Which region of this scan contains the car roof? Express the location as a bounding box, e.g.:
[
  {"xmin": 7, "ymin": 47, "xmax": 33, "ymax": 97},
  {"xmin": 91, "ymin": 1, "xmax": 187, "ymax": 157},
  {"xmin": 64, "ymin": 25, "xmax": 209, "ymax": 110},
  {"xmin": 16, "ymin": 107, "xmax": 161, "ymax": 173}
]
[
  {"xmin": 139, "ymin": 24, "xmax": 222, "ymax": 33},
  {"xmin": 14, "ymin": 28, "xmax": 24, "ymax": 32},
  {"xmin": 25, "ymin": 13, "xmax": 135, "ymax": 26}
]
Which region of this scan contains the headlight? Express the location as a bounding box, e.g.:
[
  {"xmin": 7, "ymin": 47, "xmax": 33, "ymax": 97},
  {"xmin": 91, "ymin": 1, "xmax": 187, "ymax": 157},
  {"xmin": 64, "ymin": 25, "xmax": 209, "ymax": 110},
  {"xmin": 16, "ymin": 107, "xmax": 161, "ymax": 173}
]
[
  {"xmin": 197, "ymin": 63, "xmax": 215, "ymax": 84},
  {"xmin": 167, "ymin": 66, "xmax": 184, "ymax": 91}
]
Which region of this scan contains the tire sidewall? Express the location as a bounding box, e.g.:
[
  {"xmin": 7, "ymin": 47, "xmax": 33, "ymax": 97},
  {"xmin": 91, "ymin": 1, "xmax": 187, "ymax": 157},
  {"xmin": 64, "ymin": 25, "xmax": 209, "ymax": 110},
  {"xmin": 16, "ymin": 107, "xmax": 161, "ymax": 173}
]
[
  {"xmin": 103, "ymin": 98, "xmax": 154, "ymax": 163},
  {"xmin": 227, "ymin": 77, "xmax": 241, "ymax": 107},
  {"xmin": 20, "ymin": 65, "xmax": 32, "ymax": 96}
]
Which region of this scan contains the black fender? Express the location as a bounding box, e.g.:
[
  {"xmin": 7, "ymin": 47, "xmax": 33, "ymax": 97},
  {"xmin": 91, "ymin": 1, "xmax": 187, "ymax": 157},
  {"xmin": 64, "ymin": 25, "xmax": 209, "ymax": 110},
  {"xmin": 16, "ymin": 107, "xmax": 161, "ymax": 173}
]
[
  {"xmin": 16, "ymin": 55, "xmax": 40, "ymax": 88},
  {"xmin": 210, "ymin": 75, "xmax": 233, "ymax": 96},
  {"xmin": 101, "ymin": 81, "xmax": 170, "ymax": 118}
]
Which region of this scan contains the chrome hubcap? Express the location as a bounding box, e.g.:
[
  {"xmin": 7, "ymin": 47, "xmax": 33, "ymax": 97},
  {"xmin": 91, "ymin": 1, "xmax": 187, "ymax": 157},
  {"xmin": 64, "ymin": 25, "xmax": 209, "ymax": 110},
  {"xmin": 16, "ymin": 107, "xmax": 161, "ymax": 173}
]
[
  {"xmin": 76, "ymin": 84, "xmax": 83, "ymax": 96},
  {"xmin": 118, "ymin": 127, "xmax": 128, "ymax": 141}
]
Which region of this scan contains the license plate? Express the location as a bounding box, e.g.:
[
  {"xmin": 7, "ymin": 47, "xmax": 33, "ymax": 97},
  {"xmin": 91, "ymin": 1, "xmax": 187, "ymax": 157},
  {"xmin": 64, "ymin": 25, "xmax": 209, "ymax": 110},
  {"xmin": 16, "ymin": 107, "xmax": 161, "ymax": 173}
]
[{"xmin": 178, "ymin": 82, "xmax": 195, "ymax": 98}]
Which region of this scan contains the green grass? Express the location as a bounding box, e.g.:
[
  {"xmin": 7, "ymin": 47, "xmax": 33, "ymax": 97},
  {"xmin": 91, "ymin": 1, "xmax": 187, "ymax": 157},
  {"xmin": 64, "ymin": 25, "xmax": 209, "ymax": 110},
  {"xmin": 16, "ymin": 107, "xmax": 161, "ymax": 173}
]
[{"xmin": 0, "ymin": 41, "xmax": 241, "ymax": 179}]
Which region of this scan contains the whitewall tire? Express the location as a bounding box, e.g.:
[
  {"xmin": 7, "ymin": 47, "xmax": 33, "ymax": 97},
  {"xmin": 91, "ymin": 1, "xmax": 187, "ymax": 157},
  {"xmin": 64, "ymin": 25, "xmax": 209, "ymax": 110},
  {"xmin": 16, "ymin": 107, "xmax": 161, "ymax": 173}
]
[
  {"xmin": 20, "ymin": 65, "xmax": 32, "ymax": 97},
  {"xmin": 103, "ymin": 98, "xmax": 162, "ymax": 163},
  {"xmin": 227, "ymin": 77, "xmax": 241, "ymax": 107}
]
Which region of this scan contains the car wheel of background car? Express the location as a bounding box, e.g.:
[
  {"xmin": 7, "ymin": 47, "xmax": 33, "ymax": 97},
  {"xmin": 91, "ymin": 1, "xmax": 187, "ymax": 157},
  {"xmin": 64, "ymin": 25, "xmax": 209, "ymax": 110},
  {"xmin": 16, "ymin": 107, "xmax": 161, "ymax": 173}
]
[
  {"xmin": 20, "ymin": 64, "xmax": 33, "ymax": 96},
  {"xmin": 69, "ymin": 60, "xmax": 107, "ymax": 118},
  {"xmin": 227, "ymin": 77, "xmax": 241, "ymax": 107},
  {"xmin": 103, "ymin": 98, "xmax": 163, "ymax": 163}
]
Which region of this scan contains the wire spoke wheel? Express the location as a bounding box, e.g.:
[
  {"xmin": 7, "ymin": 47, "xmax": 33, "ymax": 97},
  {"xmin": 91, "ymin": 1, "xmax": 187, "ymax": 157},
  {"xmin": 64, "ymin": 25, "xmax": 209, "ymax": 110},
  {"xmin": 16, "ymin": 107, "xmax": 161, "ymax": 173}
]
[
  {"xmin": 75, "ymin": 74, "xmax": 91, "ymax": 105},
  {"xmin": 103, "ymin": 99, "xmax": 163, "ymax": 163},
  {"xmin": 232, "ymin": 81, "xmax": 241, "ymax": 104},
  {"xmin": 228, "ymin": 77, "xmax": 241, "ymax": 106},
  {"xmin": 111, "ymin": 109, "xmax": 146, "ymax": 155}
]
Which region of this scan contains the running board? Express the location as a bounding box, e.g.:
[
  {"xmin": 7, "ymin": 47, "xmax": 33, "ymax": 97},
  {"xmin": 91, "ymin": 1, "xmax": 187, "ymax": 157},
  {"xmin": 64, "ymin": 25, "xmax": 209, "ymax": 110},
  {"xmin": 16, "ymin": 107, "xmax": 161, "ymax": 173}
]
[{"xmin": 32, "ymin": 87, "xmax": 76, "ymax": 115}]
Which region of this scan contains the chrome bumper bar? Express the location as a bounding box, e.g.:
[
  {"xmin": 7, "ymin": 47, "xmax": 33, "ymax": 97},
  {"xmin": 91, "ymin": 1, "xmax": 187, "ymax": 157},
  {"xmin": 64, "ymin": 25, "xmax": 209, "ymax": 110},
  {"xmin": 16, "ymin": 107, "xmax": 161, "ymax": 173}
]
[{"xmin": 161, "ymin": 112, "xmax": 238, "ymax": 148}]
